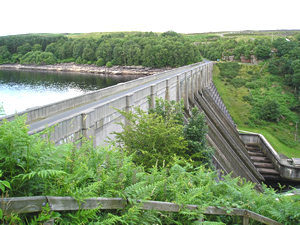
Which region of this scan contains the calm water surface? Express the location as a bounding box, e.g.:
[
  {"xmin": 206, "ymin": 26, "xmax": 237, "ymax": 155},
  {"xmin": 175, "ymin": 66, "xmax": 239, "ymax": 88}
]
[{"xmin": 0, "ymin": 70, "xmax": 131, "ymax": 116}]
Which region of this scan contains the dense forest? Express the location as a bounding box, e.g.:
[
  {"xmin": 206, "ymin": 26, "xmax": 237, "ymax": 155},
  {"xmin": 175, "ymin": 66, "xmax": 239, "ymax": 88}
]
[
  {"xmin": 0, "ymin": 99, "xmax": 299, "ymax": 224},
  {"xmin": 0, "ymin": 31, "xmax": 201, "ymax": 68}
]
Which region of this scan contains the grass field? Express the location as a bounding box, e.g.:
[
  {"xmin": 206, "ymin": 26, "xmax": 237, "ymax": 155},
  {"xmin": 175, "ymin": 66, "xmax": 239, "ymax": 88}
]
[{"xmin": 212, "ymin": 64, "xmax": 300, "ymax": 158}]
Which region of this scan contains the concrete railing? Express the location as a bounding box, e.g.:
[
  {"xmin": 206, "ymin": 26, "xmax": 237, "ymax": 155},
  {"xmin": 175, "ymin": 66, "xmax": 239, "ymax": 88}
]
[
  {"xmin": 0, "ymin": 62, "xmax": 204, "ymax": 124},
  {"xmin": 239, "ymin": 132, "xmax": 300, "ymax": 181},
  {"xmin": 24, "ymin": 62, "xmax": 213, "ymax": 146}
]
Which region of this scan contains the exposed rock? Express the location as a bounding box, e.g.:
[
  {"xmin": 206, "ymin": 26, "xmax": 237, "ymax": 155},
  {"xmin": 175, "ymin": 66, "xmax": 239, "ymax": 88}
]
[{"xmin": 0, "ymin": 63, "xmax": 168, "ymax": 77}]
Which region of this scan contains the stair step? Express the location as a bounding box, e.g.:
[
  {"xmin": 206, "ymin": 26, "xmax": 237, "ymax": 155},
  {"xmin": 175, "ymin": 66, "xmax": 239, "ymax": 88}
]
[
  {"xmin": 246, "ymin": 143, "xmax": 260, "ymax": 148},
  {"xmin": 245, "ymin": 146, "xmax": 260, "ymax": 151},
  {"xmin": 250, "ymin": 156, "xmax": 271, "ymax": 163},
  {"xmin": 258, "ymin": 168, "xmax": 280, "ymax": 175},
  {"xmin": 248, "ymin": 151, "xmax": 264, "ymax": 157},
  {"xmin": 253, "ymin": 162, "xmax": 274, "ymax": 168},
  {"xmin": 263, "ymin": 174, "xmax": 281, "ymax": 180}
]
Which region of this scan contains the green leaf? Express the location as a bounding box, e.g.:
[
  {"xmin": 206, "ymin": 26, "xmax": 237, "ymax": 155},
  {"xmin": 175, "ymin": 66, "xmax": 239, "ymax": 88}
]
[{"xmin": 2, "ymin": 181, "xmax": 11, "ymax": 189}]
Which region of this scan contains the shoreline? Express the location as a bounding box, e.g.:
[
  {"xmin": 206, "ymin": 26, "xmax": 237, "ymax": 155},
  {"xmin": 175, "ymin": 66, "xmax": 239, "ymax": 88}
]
[{"xmin": 0, "ymin": 63, "xmax": 168, "ymax": 77}]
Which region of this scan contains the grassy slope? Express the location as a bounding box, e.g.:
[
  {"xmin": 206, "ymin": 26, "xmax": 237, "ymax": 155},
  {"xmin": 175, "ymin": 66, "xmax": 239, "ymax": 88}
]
[{"xmin": 213, "ymin": 64, "xmax": 300, "ymax": 158}]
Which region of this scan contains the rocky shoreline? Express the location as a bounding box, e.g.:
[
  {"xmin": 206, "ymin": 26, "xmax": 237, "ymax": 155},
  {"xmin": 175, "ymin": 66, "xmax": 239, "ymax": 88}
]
[{"xmin": 0, "ymin": 63, "xmax": 168, "ymax": 77}]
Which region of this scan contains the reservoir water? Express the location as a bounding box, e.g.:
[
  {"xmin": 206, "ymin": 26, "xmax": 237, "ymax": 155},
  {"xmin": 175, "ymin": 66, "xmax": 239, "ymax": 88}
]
[{"xmin": 0, "ymin": 70, "xmax": 131, "ymax": 116}]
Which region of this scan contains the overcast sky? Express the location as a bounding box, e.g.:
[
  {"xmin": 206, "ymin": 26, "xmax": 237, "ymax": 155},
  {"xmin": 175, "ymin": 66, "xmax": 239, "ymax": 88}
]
[{"xmin": 1, "ymin": 0, "xmax": 299, "ymax": 36}]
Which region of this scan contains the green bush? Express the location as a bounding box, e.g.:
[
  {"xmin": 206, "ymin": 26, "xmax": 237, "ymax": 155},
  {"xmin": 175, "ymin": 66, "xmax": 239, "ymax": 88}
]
[
  {"xmin": 257, "ymin": 99, "xmax": 281, "ymax": 122},
  {"xmin": 114, "ymin": 106, "xmax": 187, "ymax": 169},
  {"xmin": 95, "ymin": 57, "xmax": 105, "ymax": 66},
  {"xmin": 184, "ymin": 108, "xmax": 214, "ymax": 168},
  {"xmin": 217, "ymin": 62, "xmax": 241, "ymax": 80},
  {"xmin": 106, "ymin": 61, "xmax": 113, "ymax": 67},
  {"xmin": 20, "ymin": 51, "xmax": 57, "ymax": 65},
  {"xmin": 230, "ymin": 77, "xmax": 246, "ymax": 88}
]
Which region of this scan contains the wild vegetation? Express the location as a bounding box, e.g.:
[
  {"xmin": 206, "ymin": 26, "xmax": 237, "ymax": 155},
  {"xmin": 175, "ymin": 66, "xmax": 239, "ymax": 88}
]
[
  {"xmin": 0, "ymin": 31, "xmax": 201, "ymax": 68},
  {"xmin": 1, "ymin": 30, "xmax": 300, "ymax": 222},
  {"xmin": 0, "ymin": 99, "xmax": 299, "ymax": 224},
  {"xmin": 213, "ymin": 62, "xmax": 300, "ymax": 157},
  {"xmin": 190, "ymin": 31, "xmax": 300, "ymax": 157},
  {"xmin": 196, "ymin": 31, "xmax": 300, "ymax": 93}
]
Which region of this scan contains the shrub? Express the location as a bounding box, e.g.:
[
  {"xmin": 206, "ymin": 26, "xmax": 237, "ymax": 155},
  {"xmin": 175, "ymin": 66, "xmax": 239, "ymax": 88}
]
[
  {"xmin": 230, "ymin": 77, "xmax": 246, "ymax": 88},
  {"xmin": 106, "ymin": 61, "xmax": 113, "ymax": 67},
  {"xmin": 257, "ymin": 99, "xmax": 281, "ymax": 122},
  {"xmin": 217, "ymin": 62, "xmax": 241, "ymax": 80},
  {"xmin": 96, "ymin": 58, "xmax": 105, "ymax": 66},
  {"xmin": 20, "ymin": 51, "xmax": 57, "ymax": 65},
  {"xmin": 184, "ymin": 108, "xmax": 214, "ymax": 168},
  {"xmin": 113, "ymin": 107, "xmax": 187, "ymax": 169}
]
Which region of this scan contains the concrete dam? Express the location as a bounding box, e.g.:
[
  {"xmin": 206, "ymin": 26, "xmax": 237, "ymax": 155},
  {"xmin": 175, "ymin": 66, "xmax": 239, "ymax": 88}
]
[{"xmin": 2, "ymin": 61, "xmax": 300, "ymax": 187}]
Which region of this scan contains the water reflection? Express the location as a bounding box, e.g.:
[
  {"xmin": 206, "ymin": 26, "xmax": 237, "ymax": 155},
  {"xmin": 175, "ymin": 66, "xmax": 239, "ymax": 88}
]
[{"xmin": 0, "ymin": 70, "xmax": 132, "ymax": 115}]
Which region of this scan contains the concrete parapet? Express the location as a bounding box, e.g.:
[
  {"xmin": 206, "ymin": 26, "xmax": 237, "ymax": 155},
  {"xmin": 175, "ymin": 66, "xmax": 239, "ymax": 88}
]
[
  {"xmin": 22, "ymin": 61, "xmax": 211, "ymax": 147},
  {"xmin": 1, "ymin": 62, "xmax": 203, "ymax": 124},
  {"xmin": 240, "ymin": 133, "xmax": 300, "ymax": 182}
]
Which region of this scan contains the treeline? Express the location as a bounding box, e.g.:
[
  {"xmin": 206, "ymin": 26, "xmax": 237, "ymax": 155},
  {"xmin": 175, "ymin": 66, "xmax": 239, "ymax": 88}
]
[
  {"xmin": 199, "ymin": 38, "xmax": 273, "ymax": 61},
  {"xmin": 268, "ymin": 37, "xmax": 300, "ymax": 92},
  {"xmin": 0, "ymin": 31, "xmax": 201, "ymax": 68}
]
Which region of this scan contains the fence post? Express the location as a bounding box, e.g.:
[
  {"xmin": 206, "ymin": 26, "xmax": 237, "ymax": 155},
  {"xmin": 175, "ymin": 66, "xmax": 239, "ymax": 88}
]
[
  {"xmin": 125, "ymin": 93, "xmax": 133, "ymax": 127},
  {"xmin": 184, "ymin": 72, "xmax": 189, "ymax": 109},
  {"xmin": 149, "ymin": 85, "xmax": 157, "ymax": 109},
  {"xmin": 243, "ymin": 210, "xmax": 250, "ymax": 225},
  {"xmin": 165, "ymin": 79, "xmax": 170, "ymax": 101},
  {"xmin": 176, "ymin": 75, "xmax": 181, "ymax": 102}
]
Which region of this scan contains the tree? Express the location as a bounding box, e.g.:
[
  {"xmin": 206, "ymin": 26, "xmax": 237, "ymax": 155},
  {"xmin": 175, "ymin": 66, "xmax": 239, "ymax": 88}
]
[
  {"xmin": 82, "ymin": 46, "xmax": 95, "ymax": 62},
  {"xmin": 114, "ymin": 107, "xmax": 187, "ymax": 169},
  {"xmin": 254, "ymin": 44, "xmax": 271, "ymax": 60},
  {"xmin": 184, "ymin": 108, "xmax": 213, "ymax": 167},
  {"xmin": 95, "ymin": 58, "xmax": 105, "ymax": 66},
  {"xmin": 291, "ymin": 59, "xmax": 300, "ymax": 73},
  {"xmin": 257, "ymin": 99, "xmax": 281, "ymax": 122},
  {"xmin": 268, "ymin": 57, "xmax": 292, "ymax": 75},
  {"xmin": 72, "ymin": 39, "xmax": 85, "ymax": 59},
  {"xmin": 32, "ymin": 44, "xmax": 42, "ymax": 51},
  {"xmin": 292, "ymin": 72, "xmax": 300, "ymax": 90},
  {"xmin": 273, "ymin": 38, "xmax": 297, "ymax": 57},
  {"xmin": 20, "ymin": 51, "xmax": 56, "ymax": 65},
  {"xmin": 0, "ymin": 46, "xmax": 11, "ymax": 64}
]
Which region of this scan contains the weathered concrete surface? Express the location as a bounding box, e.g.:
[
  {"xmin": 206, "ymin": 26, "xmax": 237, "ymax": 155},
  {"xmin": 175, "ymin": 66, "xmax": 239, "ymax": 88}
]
[{"xmin": 192, "ymin": 89, "xmax": 264, "ymax": 186}]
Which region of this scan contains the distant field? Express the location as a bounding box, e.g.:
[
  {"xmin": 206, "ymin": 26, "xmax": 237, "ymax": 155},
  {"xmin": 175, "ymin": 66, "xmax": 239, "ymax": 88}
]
[
  {"xmin": 185, "ymin": 30, "xmax": 300, "ymax": 42},
  {"xmin": 66, "ymin": 31, "xmax": 146, "ymax": 39}
]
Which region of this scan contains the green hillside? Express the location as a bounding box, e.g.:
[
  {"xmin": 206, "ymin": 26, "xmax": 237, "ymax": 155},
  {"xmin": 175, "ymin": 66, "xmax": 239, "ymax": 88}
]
[
  {"xmin": 186, "ymin": 30, "xmax": 300, "ymax": 158},
  {"xmin": 213, "ymin": 62, "xmax": 300, "ymax": 158}
]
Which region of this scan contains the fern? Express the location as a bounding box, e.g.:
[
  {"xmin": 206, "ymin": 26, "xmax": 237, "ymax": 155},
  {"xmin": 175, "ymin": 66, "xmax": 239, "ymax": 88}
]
[{"xmin": 19, "ymin": 169, "xmax": 67, "ymax": 180}]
